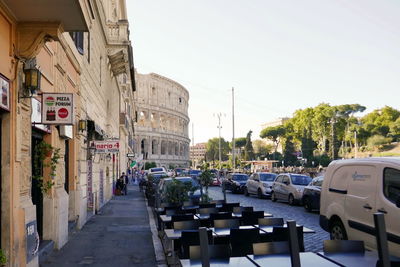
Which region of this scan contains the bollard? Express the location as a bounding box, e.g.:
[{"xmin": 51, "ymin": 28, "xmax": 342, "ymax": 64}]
[
  {"xmin": 199, "ymin": 227, "xmax": 210, "ymax": 267},
  {"xmin": 374, "ymin": 213, "xmax": 390, "ymax": 267},
  {"xmin": 287, "ymin": 220, "xmax": 301, "ymax": 267}
]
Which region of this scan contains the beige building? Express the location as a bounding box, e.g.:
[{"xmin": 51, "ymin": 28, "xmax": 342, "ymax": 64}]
[
  {"xmin": 134, "ymin": 72, "xmax": 190, "ymax": 168},
  {"xmin": 190, "ymin": 143, "xmax": 206, "ymax": 163},
  {"xmin": 0, "ymin": 0, "xmax": 135, "ymax": 266},
  {"xmin": 261, "ymin": 117, "xmax": 289, "ymax": 153}
]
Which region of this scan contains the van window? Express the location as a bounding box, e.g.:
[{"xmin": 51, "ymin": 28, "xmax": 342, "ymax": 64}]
[
  {"xmin": 275, "ymin": 175, "xmax": 283, "ymax": 183},
  {"xmin": 330, "ymin": 166, "xmax": 352, "ymax": 192},
  {"xmin": 383, "ymin": 168, "xmax": 400, "ymax": 204}
]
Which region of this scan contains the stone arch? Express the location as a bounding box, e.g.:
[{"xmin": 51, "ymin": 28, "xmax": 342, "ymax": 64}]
[
  {"xmin": 151, "ymin": 139, "xmax": 158, "ymax": 155},
  {"xmin": 138, "ymin": 110, "xmax": 148, "ymax": 127},
  {"xmin": 150, "ymin": 112, "xmax": 158, "ymax": 128},
  {"xmin": 168, "ymin": 141, "xmax": 173, "ymax": 155},
  {"xmin": 174, "ymin": 142, "xmax": 179, "ymax": 156},
  {"xmin": 180, "ymin": 143, "xmax": 184, "ymax": 156},
  {"xmin": 141, "ymin": 138, "xmax": 149, "ymax": 159},
  {"xmin": 161, "ymin": 140, "xmax": 167, "ymax": 155}
]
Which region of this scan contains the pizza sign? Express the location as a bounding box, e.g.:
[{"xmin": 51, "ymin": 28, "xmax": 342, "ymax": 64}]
[{"xmin": 41, "ymin": 93, "xmax": 74, "ymax": 125}]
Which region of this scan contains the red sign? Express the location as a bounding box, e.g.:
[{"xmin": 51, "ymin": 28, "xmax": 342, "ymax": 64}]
[{"xmin": 58, "ymin": 108, "xmax": 69, "ymax": 118}]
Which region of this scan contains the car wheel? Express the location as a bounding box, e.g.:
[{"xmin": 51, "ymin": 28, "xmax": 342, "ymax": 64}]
[
  {"xmin": 330, "ymin": 219, "xmax": 348, "ymax": 240},
  {"xmin": 271, "ymin": 192, "xmax": 277, "ymax": 202},
  {"xmin": 257, "ymin": 189, "xmax": 263, "ymax": 199},
  {"xmin": 303, "ymin": 197, "xmax": 312, "ymax": 212},
  {"xmin": 288, "ymin": 194, "xmax": 295, "ymax": 206},
  {"xmin": 244, "ymin": 187, "xmax": 249, "ymax": 197}
]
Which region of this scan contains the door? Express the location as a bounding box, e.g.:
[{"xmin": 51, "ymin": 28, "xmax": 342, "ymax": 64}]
[
  {"xmin": 281, "ymin": 175, "xmax": 291, "ymax": 201},
  {"xmin": 64, "ymin": 140, "xmax": 69, "ymax": 193},
  {"xmin": 31, "ymin": 134, "xmax": 44, "ymax": 239},
  {"xmin": 0, "ymin": 116, "xmax": 2, "ymax": 248},
  {"xmin": 273, "ymin": 175, "xmax": 283, "ymax": 199},
  {"xmin": 344, "ymin": 165, "xmax": 377, "ymax": 249},
  {"xmin": 378, "ymin": 167, "xmax": 400, "ymax": 256},
  {"xmin": 248, "ymin": 174, "xmax": 256, "ymax": 194}
]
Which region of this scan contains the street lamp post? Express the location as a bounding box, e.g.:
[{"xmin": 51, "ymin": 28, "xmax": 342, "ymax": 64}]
[{"xmin": 214, "ymin": 113, "xmax": 224, "ymax": 170}]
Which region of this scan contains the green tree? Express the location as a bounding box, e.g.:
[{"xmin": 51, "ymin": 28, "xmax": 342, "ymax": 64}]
[
  {"xmin": 283, "ymin": 136, "xmax": 297, "ymax": 166},
  {"xmin": 253, "ymin": 140, "xmax": 273, "ymax": 159},
  {"xmin": 260, "ymin": 125, "xmax": 286, "ymax": 157},
  {"xmin": 244, "ymin": 130, "xmax": 255, "ymax": 161},
  {"xmin": 205, "ymin": 137, "xmax": 230, "ymax": 163},
  {"xmin": 234, "ymin": 137, "xmax": 247, "ymax": 158}
]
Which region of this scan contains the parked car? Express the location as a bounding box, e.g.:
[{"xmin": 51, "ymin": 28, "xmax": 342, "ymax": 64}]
[
  {"xmin": 222, "ymin": 173, "xmax": 249, "ymax": 193},
  {"xmin": 319, "ymin": 158, "xmax": 400, "ymax": 257},
  {"xmin": 271, "ymin": 173, "xmax": 312, "ymax": 205},
  {"xmin": 158, "ymin": 176, "xmax": 201, "ymax": 203},
  {"xmin": 189, "ymin": 169, "xmax": 202, "ymax": 180},
  {"xmin": 302, "ymin": 175, "xmax": 324, "ymax": 212},
  {"xmin": 244, "ymin": 172, "xmax": 277, "ymax": 198},
  {"xmin": 148, "ymin": 167, "xmax": 167, "ymax": 175},
  {"xmin": 212, "ymin": 175, "xmax": 221, "ymax": 186}
]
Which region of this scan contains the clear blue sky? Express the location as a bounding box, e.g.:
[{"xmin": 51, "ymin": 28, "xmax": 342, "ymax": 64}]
[{"xmin": 127, "ymin": 0, "xmax": 400, "ymax": 144}]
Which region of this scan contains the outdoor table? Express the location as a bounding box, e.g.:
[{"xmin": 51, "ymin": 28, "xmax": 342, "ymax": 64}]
[
  {"xmin": 180, "ymin": 256, "xmax": 257, "ymax": 267},
  {"xmin": 317, "ymin": 251, "xmax": 400, "ymax": 267},
  {"xmin": 232, "ymin": 211, "xmax": 273, "ymax": 218},
  {"xmin": 247, "ymin": 252, "xmax": 339, "ymax": 266},
  {"xmin": 195, "ymin": 212, "xmax": 273, "ymax": 220},
  {"xmin": 210, "ymin": 225, "xmax": 265, "ymax": 237},
  {"xmin": 254, "ymin": 224, "xmax": 315, "ymax": 234}
]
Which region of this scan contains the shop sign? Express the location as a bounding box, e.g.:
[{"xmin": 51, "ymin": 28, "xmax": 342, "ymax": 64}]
[
  {"xmin": 0, "ymin": 74, "xmax": 10, "ymax": 111},
  {"xmin": 31, "ymin": 98, "xmax": 51, "ymax": 133},
  {"xmin": 41, "ymin": 93, "xmax": 74, "ymax": 125},
  {"xmin": 127, "ymin": 153, "xmax": 135, "ymax": 157},
  {"xmin": 92, "ymin": 140, "xmax": 120, "ymax": 153},
  {"xmin": 26, "ymin": 220, "xmax": 39, "ymax": 262}
]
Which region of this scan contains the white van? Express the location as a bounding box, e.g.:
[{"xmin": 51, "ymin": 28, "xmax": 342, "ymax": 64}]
[{"xmin": 320, "ymin": 157, "xmax": 400, "ymax": 257}]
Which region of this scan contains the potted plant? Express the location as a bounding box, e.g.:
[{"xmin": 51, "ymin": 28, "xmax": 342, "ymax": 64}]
[
  {"xmin": 164, "ymin": 179, "xmax": 193, "ymax": 206},
  {"xmin": 198, "ymin": 169, "xmax": 213, "ymax": 203},
  {"xmin": 0, "ymin": 249, "xmax": 7, "ymax": 266}
]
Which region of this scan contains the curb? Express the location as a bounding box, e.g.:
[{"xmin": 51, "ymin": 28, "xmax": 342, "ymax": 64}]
[{"xmin": 145, "ymin": 194, "xmax": 168, "ymax": 267}]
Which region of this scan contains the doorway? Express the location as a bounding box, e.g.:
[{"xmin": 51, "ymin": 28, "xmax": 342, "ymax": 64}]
[
  {"xmin": 64, "ymin": 140, "xmax": 69, "ymax": 194},
  {"xmin": 31, "ymin": 132, "xmax": 44, "ymax": 239}
]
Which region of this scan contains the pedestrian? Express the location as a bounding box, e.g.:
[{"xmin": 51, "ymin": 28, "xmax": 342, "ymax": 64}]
[
  {"xmin": 120, "ymin": 172, "xmax": 128, "ymax": 195},
  {"xmin": 115, "ymin": 176, "xmax": 124, "ymax": 195}
]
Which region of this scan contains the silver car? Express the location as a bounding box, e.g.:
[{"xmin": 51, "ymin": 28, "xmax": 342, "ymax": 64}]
[
  {"xmin": 271, "ymin": 173, "xmax": 312, "ymax": 205},
  {"xmin": 244, "ymin": 172, "xmax": 277, "ymax": 198}
]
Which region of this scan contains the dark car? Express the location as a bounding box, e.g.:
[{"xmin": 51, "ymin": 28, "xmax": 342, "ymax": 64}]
[
  {"xmin": 222, "ymin": 173, "xmax": 249, "ymax": 193},
  {"xmin": 189, "ymin": 169, "xmax": 202, "ymax": 179},
  {"xmin": 302, "ymin": 176, "xmax": 324, "ymax": 212}
]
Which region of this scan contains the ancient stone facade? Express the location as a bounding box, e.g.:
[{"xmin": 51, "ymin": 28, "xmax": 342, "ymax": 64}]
[{"xmin": 134, "ymin": 72, "xmax": 190, "ymax": 168}]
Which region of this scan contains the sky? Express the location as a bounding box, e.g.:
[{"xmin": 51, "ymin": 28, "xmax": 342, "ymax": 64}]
[{"xmin": 126, "ymin": 0, "xmax": 400, "ymax": 144}]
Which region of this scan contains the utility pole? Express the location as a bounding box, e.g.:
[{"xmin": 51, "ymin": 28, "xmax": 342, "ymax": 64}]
[
  {"xmin": 214, "ymin": 113, "xmax": 224, "ymax": 170},
  {"xmin": 232, "ymin": 87, "xmax": 235, "ymax": 170}
]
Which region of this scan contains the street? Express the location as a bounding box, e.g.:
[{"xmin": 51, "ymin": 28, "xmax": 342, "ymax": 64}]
[{"xmin": 207, "ymin": 186, "xmax": 329, "ymax": 252}]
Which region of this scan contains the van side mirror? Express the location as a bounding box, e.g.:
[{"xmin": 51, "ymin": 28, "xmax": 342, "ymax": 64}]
[{"xmin": 284, "ymin": 181, "xmax": 289, "ymax": 185}]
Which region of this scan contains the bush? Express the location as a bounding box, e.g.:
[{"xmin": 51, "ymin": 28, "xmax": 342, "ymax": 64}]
[
  {"xmin": 0, "ymin": 249, "xmax": 6, "ymax": 265},
  {"xmin": 164, "ymin": 179, "xmax": 193, "ymax": 205},
  {"xmin": 367, "ymin": 135, "xmax": 391, "ymax": 150},
  {"xmin": 144, "ymin": 162, "xmax": 157, "ymax": 170}
]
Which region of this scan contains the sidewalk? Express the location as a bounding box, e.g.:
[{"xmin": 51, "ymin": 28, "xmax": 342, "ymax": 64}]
[{"xmin": 41, "ymin": 184, "xmax": 164, "ymax": 267}]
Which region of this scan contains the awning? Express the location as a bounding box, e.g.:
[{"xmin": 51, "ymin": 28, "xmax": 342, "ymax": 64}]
[{"xmin": 3, "ymin": 0, "xmax": 88, "ymax": 31}]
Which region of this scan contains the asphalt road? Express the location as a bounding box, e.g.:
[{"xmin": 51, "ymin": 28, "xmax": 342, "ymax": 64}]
[{"xmin": 206, "ymin": 186, "xmax": 329, "ymax": 252}]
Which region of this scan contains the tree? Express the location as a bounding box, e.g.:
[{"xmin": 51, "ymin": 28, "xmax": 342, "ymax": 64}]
[
  {"xmin": 244, "ymin": 130, "xmax": 255, "ymax": 161},
  {"xmin": 253, "ymin": 140, "xmax": 273, "ymax": 159},
  {"xmin": 234, "ymin": 137, "xmax": 247, "ymax": 158},
  {"xmin": 205, "ymin": 137, "xmax": 230, "ymax": 163},
  {"xmin": 283, "ymin": 136, "xmax": 297, "ymax": 166},
  {"xmin": 260, "ymin": 125, "xmax": 286, "ymax": 157}
]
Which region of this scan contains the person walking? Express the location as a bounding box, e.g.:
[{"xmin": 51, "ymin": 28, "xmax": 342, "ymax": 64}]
[{"xmin": 120, "ymin": 172, "xmax": 128, "ymax": 195}]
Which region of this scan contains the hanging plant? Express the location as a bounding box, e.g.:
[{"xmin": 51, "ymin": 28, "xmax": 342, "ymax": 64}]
[
  {"xmin": 32, "ymin": 141, "xmax": 61, "ymax": 194},
  {"xmin": 0, "ymin": 249, "xmax": 7, "ymax": 266}
]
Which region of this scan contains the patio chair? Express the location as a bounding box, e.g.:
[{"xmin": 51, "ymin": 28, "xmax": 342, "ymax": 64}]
[
  {"xmin": 323, "ymin": 240, "xmax": 365, "ymax": 254},
  {"xmin": 210, "ymin": 212, "xmax": 232, "ymax": 221},
  {"xmin": 230, "ymin": 228, "xmax": 260, "ymax": 256},
  {"xmin": 171, "ymin": 214, "xmax": 194, "ymax": 222},
  {"xmin": 253, "ymin": 241, "xmax": 290, "ymax": 255},
  {"xmin": 233, "ymin": 206, "xmax": 254, "ymax": 213},
  {"xmin": 258, "ymin": 217, "xmax": 284, "ymax": 226},
  {"xmin": 213, "ymin": 218, "xmax": 240, "ymax": 229},
  {"xmin": 199, "ymin": 203, "xmax": 217, "ymax": 208},
  {"xmin": 189, "ymin": 244, "xmax": 231, "ymax": 260},
  {"xmin": 219, "ymin": 202, "xmax": 240, "ymax": 212},
  {"xmin": 272, "ymin": 226, "xmax": 304, "ymax": 252},
  {"xmin": 173, "ymin": 220, "xmax": 200, "ymax": 230},
  {"xmin": 197, "ymin": 207, "xmax": 218, "ymax": 215},
  {"xmin": 179, "ymin": 230, "xmax": 213, "ymax": 259},
  {"xmin": 241, "ymin": 211, "xmax": 264, "ymax": 225}
]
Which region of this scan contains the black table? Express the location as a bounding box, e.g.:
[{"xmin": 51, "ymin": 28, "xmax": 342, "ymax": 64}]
[
  {"xmin": 210, "ymin": 225, "xmax": 265, "ymax": 236},
  {"xmin": 317, "ymin": 251, "xmax": 400, "ymax": 267},
  {"xmin": 180, "ymin": 256, "xmax": 256, "ymax": 266},
  {"xmin": 247, "ymin": 252, "xmax": 339, "ymax": 266},
  {"xmin": 254, "ymin": 224, "xmax": 315, "ymax": 234}
]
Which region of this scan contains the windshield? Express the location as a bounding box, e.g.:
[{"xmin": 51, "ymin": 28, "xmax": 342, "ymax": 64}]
[
  {"xmin": 189, "ymin": 170, "xmax": 202, "ymax": 176},
  {"xmin": 313, "ymin": 176, "xmax": 324, "ymax": 186},
  {"xmin": 260, "ymin": 173, "xmax": 277, "ymax": 182},
  {"xmin": 178, "ymin": 178, "xmax": 199, "ymax": 187},
  {"xmin": 150, "ymin": 168, "xmax": 164, "ymax": 172},
  {"xmin": 232, "ymin": 174, "xmax": 248, "ymax": 181},
  {"xmin": 291, "ymin": 175, "xmax": 312, "ymax": 186}
]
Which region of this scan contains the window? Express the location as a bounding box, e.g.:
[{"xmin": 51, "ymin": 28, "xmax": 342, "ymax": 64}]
[
  {"xmin": 69, "ymin": 32, "xmax": 84, "ymax": 55},
  {"xmin": 179, "ymin": 97, "xmax": 182, "ymax": 103},
  {"xmin": 383, "ymin": 168, "xmax": 400, "ymax": 204},
  {"xmin": 282, "ymin": 176, "xmax": 290, "ymax": 184},
  {"xmin": 275, "ymin": 175, "xmax": 283, "ymax": 183}
]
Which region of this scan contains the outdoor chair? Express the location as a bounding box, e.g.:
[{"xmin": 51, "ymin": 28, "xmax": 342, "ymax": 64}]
[
  {"xmin": 233, "ymin": 206, "xmax": 253, "ymax": 213},
  {"xmin": 199, "ymin": 203, "xmax": 216, "ymax": 208},
  {"xmin": 173, "ymin": 220, "xmax": 200, "ymax": 230},
  {"xmin": 213, "ymin": 218, "xmax": 240, "ymax": 229},
  {"xmin": 180, "ymin": 208, "xmax": 197, "ymax": 215},
  {"xmin": 210, "ymin": 212, "xmax": 232, "ymax": 221},
  {"xmin": 179, "ymin": 230, "xmax": 213, "ymax": 259},
  {"xmin": 272, "ymin": 226, "xmax": 305, "ymax": 252},
  {"xmin": 230, "ymin": 228, "xmax": 260, "ymax": 256},
  {"xmin": 258, "ymin": 217, "xmax": 284, "ymax": 226},
  {"xmin": 189, "ymin": 244, "xmax": 232, "ymax": 260},
  {"xmin": 211, "ymin": 199, "xmax": 226, "ymax": 205},
  {"xmin": 241, "ymin": 210, "xmax": 265, "ymax": 225},
  {"xmin": 253, "ymin": 241, "xmax": 290, "ymax": 255},
  {"xmin": 323, "ymin": 240, "xmax": 365, "ymax": 254},
  {"xmin": 171, "ymin": 214, "xmax": 194, "ymax": 222},
  {"xmin": 219, "ymin": 202, "xmax": 240, "ymax": 212},
  {"xmin": 197, "ymin": 207, "xmax": 218, "ymax": 215}
]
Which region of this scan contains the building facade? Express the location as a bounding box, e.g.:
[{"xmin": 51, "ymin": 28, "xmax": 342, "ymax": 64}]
[
  {"xmin": 190, "ymin": 143, "xmax": 206, "ymax": 166},
  {"xmin": 0, "ymin": 0, "xmax": 135, "ymax": 266},
  {"xmin": 134, "ymin": 72, "xmax": 190, "ymax": 168},
  {"xmin": 261, "ymin": 117, "xmax": 289, "ymax": 153}
]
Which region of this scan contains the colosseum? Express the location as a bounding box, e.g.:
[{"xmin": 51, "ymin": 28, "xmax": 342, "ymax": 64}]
[{"xmin": 134, "ymin": 72, "xmax": 190, "ymax": 168}]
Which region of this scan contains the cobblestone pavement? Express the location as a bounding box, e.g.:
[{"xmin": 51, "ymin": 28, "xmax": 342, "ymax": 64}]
[{"xmin": 207, "ymin": 186, "xmax": 329, "ymax": 252}]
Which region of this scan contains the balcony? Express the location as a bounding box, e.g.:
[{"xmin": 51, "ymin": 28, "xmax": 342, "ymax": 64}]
[
  {"xmin": 107, "ymin": 21, "xmax": 129, "ymax": 44},
  {"xmin": 3, "ymin": 0, "xmax": 88, "ymax": 31}
]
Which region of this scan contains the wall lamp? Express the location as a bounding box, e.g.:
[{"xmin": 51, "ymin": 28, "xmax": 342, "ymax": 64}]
[
  {"xmin": 78, "ymin": 120, "xmax": 87, "ymax": 132},
  {"xmin": 24, "ymin": 68, "xmax": 41, "ymax": 95},
  {"xmin": 106, "ymin": 153, "xmax": 112, "ymax": 162}
]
